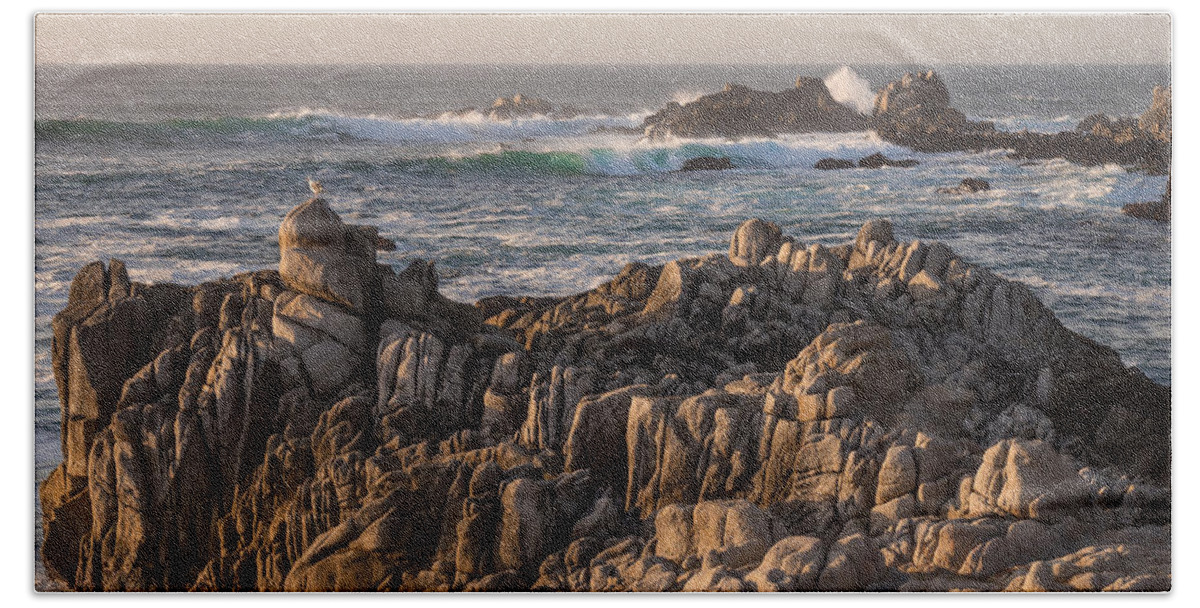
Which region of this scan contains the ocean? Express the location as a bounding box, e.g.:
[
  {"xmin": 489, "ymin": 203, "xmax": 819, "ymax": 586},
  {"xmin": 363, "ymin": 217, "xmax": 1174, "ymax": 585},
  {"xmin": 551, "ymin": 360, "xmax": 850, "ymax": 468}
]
[{"xmin": 33, "ymin": 63, "xmax": 1171, "ymax": 583}]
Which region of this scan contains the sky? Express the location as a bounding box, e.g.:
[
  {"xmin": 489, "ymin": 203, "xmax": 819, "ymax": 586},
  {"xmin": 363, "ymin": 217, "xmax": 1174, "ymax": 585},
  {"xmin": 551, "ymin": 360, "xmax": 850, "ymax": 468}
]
[{"xmin": 35, "ymin": 13, "xmax": 1171, "ymax": 66}]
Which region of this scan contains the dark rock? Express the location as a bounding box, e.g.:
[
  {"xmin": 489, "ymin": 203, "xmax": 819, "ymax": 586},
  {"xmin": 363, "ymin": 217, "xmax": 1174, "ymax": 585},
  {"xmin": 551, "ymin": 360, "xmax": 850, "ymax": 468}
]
[
  {"xmin": 487, "ymin": 94, "xmax": 551, "ymax": 119},
  {"xmin": 814, "ymin": 158, "xmax": 856, "ymax": 170},
  {"xmin": 858, "ymin": 152, "xmax": 919, "ymax": 168},
  {"xmin": 642, "ymin": 78, "xmax": 868, "ymax": 140},
  {"xmin": 871, "ymin": 70, "xmax": 1171, "ymax": 174},
  {"xmin": 938, "ymin": 178, "xmax": 991, "ymax": 194},
  {"xmin": 680, "ymin": 156, "xmax": 735, "ymax": 171}
]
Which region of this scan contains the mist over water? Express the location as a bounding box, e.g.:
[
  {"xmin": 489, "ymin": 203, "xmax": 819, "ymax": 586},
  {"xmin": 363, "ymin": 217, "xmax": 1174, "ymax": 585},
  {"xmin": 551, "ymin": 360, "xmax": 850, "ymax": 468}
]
[{"xmin": 33, "ymin": 63, "xmax": 1171, "ymax": 583}]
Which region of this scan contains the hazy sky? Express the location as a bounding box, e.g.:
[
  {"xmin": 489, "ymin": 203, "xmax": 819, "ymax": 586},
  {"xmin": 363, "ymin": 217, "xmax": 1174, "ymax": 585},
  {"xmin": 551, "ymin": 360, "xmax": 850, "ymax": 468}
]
[{"xmin": 35, "ymin": 13, "xmax": 1171, "ymax": 65}]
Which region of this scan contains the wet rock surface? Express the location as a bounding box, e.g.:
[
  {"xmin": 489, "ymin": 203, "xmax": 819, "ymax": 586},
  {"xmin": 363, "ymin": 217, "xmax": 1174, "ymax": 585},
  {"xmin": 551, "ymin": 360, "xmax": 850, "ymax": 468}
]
[{"xmin": 40, "ymin": 204, "xmax": 1170, "ymax": 591}]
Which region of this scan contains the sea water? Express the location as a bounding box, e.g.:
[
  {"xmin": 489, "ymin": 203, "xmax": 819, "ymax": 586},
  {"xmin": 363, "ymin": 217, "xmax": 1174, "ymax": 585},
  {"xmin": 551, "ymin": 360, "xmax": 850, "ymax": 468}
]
[{"xmin": 33, "ymin": 63, "xmax": 1171, "ymax": 583}]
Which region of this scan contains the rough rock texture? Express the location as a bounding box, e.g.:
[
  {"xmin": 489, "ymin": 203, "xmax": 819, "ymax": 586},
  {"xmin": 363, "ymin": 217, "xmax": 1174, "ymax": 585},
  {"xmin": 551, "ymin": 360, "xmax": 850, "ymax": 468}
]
[
  {"xmin": 41, "ymin": 204, "xmax": 1170, "ymax": 591},
  {"xmin": 1139, "ymin": 86, "xmax": 1172, "ymax": 143},
  {"xmin": 641, "ymin": 78, "xmax": 868, "ymax": 140}
]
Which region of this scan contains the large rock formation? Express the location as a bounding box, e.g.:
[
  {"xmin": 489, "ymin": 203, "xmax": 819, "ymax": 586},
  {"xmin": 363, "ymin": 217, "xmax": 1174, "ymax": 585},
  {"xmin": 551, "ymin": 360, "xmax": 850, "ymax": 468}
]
[
  {"xmin": 638, "ymin": 70, "xmax": 1169, "ymax": 176},
  {"xmin": 641, "ymin": 78, "xmax": 869, "ymax": 140},
  {"xmin": 871, "ymin": 71, "xmax": 1171, "ymax": 174},
  {"xmin": 40, "ymin": 205, "xmax": 1170, "ymax": 591}
]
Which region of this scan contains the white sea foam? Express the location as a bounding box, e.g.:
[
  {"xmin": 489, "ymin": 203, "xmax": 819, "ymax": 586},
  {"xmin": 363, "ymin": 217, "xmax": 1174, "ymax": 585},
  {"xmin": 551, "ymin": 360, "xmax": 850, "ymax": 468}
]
[
  {"xmin": 268, "ymin": 108, "xmax": 648, "ymax": 145},
  {"xmin": 671, "ymin": 90, "xmax": 708, "ymax": 105},
  {"xmin": 823, "ymin": 66, "xmax": 875, "ymax": 115},
  {"xmin": 198, "ymin": 217, "xmax": 242, "ymax": 231}
]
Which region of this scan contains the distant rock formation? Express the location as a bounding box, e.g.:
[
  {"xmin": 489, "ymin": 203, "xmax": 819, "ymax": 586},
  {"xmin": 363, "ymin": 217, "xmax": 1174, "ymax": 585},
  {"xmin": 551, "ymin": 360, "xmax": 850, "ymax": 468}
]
[
  {"xmin": 871, "ymin": 71, "xmax": 1171, "ymax": 174},
  {"xmin": 41, "ymin": 203, "xmax": 1170, "ymax": 591},
  {"xmin": 1139, "ymin": 86, "xmax": 1172, "ymax": 143},
  {"xmin": 636, "ymin": 70, "xmax": 1169, "ymax": 176},
  {"xmin": 487, "ymin": 94, "xmax": 561, "ymax": 120},
  {"xmin": 641, "ymin": 78, "xmax": 869, "ymax": 140}
]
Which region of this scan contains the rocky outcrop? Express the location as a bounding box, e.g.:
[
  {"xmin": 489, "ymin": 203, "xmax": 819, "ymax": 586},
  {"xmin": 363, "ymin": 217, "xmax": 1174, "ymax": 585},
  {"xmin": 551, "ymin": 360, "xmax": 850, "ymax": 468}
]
[
  {"xmin": 1139, "ymin": 86, "xmax": 1171, "ymax": 143},
  {"xmin": 641, "ymin": 78, "xmax": 868, "ymax": 140},
  {"xmin": 41, "ymin": 206, "xmax": 1169, "ymax": 591},
  {"xmin": 871, "ymin": 71, "xmax": 1171, "ymax": 174},
  {"xmin": 638, "ymin": 70, "xmax": 1169, "ymax": 174}
]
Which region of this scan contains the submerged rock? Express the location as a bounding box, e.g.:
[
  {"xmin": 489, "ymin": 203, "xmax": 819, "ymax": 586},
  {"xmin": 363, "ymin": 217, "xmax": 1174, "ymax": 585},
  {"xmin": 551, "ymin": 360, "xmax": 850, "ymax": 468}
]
[
  {"xmin": 680, "ymin": 156, "xmax": 735, "ymax": 171},
  {"xmin": 938, "ymin": 178, "xmax": 991, "ymax": 194},
  {"xmin": 814, "ymin": 158, "xmax": 856, "ymax": 170}
]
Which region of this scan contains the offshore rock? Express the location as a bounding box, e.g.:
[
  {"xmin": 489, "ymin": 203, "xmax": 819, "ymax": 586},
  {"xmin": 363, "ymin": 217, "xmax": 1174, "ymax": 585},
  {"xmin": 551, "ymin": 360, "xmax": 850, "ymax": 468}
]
[
  {"xmin": 872, "ymin": 71, "xmax": 1171, "ymax": 173},
  {"xmin": 641, "ymin": 78, "xmax": 868, "ymax": 140}
]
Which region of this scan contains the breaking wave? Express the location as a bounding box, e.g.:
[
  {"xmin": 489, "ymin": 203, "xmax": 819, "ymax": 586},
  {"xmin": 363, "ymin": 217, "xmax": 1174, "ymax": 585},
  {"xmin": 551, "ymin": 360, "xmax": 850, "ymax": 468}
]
[
  {"xmin": 823, "ymin": 66, "xmax": 875, "ymax": 115},
  {"xmin": 35, "ymin": 110, "xmax": 649, "ymax": 146}
]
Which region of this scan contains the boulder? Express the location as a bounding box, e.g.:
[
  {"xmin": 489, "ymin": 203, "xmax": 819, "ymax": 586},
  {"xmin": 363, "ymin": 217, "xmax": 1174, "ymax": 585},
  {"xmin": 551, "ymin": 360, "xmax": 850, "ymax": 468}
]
[
  {"xmin": 744, "ymin": 536, "xmax": 825, "ymax": 591},
  {"xmin": 818, "ymin": 533, "xmax": 883, "ymax": 591},
  {"xmin": 278, "ymin": 198, "xmax": 375, "ymax": 312},
  {"xmin": 653, "ymin": 500, "xmax": 774, "ymax": 570},
  {"xmin": 728, "ymin": 218, "xmax": 783, "ymax": 267},
  {"xmin": 486, "ymin": 93, "xmax": 555, "ymax": 120},
  {"xmin": 966, "ymin": 439, "xmax": 1091, "ymax": 520}
]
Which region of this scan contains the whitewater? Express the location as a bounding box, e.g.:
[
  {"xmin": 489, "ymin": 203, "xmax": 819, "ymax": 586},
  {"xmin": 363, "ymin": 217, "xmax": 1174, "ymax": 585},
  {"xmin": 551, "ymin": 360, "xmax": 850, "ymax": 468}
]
[{"xmin": 34, "ymin": 63, "xmax": 1170, "ymax": 583}]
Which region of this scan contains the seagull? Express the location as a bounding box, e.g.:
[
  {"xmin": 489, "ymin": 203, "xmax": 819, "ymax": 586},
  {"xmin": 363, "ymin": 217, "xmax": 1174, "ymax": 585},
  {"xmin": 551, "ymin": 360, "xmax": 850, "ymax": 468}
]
[{"xmin": 307, "ymin": 177, "xmax": 324, "ymax": 198}]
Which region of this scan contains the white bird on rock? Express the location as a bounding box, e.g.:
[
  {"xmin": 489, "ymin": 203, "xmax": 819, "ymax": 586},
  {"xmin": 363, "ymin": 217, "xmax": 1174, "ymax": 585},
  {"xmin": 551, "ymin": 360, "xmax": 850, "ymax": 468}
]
[{"xmin": 307, "ymin": 177, "xmax": 324, "ymax": 198}]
